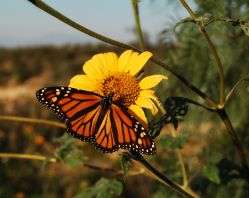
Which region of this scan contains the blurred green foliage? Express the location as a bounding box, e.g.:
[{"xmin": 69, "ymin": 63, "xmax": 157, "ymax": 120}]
[
  {"xmin": 0, "ymin": 0, "xmax": 249, "ymax": 197},
  {"xmin": 74, "ymin": 178, "xmax": 123, "ymax": 198}
]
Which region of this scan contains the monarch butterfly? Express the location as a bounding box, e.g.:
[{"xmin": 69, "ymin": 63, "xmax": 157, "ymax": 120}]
[{"xmin": 36, "ymin": 87, "xmax": 156, "ymax": 154}]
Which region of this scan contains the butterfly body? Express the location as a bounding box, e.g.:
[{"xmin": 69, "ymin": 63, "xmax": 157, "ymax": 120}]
[{"xmin": 36, "ymin": 87, "xmax": 155, "ymax": 154}]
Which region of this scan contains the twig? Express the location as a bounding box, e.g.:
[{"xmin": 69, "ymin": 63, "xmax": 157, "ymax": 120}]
[
  {"xmin": 0, "ymin": 115, "xmax": 65, "ymax": 128},
  {"xmin": 180, "ymin": 98, "xmax": 215, "ymax": 112},
  {"xmin": 131, "ymin": 0, "xmax": 145, "ymax": 50},
  {"xmin": 225, "ymin": 75, "xmax": 249, "ymax": 103},
  {"xmin": 178, "ymin": 0, "xmax": 249, "ymax": 177},
  {"xmin": 217, "ymin": 110, "xmax": 249, "ymax": 176},
  {"xmin": 0, "ymin": 153, "xmax": 57, "ymax": 162},
  {"xmin": 0, "ymin": 152, "xmax": 119, "ymax": 173},
  {"xmin": 127, "ymin": 152, "xmax": 198, "ymax": 198},
  {"xmin": 178, "ymin": 0, "xmax": 225, "ymax": 105},
  {"xmin": 26, "ymin": 0, "xmax": 216, "ymax": 106},
  {"xmin": 170, "ymin": 128, "xmax": 189, "ymax": 188}
]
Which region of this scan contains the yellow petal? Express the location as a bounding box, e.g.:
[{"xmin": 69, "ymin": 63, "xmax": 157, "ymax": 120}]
[
  {"xmin": 128, "ymin": 51, "xmax": 153, "ymax": 76},
  {"xmin": 118, "ymin": 50, "xmax": 152, "ymax": 75},
  {"xmin": 128, "ymin": 104, "xmax": 148, "ymax": 124},
  {"xmin": 83, "ymin": 52, "xmax": 118, "ymax": 79},
  {"xmin": 118, "ymin": 50, "xmax": 138, "ymax": 72},
  {"xmin": 69, "ymin": 75, "xmax": 99, "ymax": 91},
  {"xmin": 106, "ymin": 52, "xmax": 119, "ymax": 73},
  {"xmin": 83, "ymin": 58, "xmax": 105, "ymax": 80},
  {"xmin": 139, "ymin": 75, "xmax": 168, "ymax": 89},
  {"xmin": 139, "ymin": 90, "xmax": 165, "ymax": 114},
  {"xmin": 135, "ymin": 97, "xmax": 158, "ymax": 115}
]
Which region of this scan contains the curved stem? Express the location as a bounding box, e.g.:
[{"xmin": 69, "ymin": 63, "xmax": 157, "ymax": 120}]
[
  {"xmin": 0, "ymin": 153, "xmax": 57, "ymax": 162},
  {"xmin": 217, "ymin": 109, "xmax": 249, "ymax": 173},
  {"xmin": 0, "ymin": 153, "xmax": 119, "ymax": 173},
  {"xmin": 170, "ymin": 129, "xmax": 188, "ymax": 188},
  {"xmin": 27, "ymin": 0, "xmax": 139, "ymax": 51},
  {"xmin": 26, "ymin": 0, "xmax": 215, "ymax": 106},
  {"xmin": 150, "ymin": 57, "xmax": 216, "ymax": 107},
  {"xmin": 178, "ymin": 0, "xmax": 225, "ymax": 105},
  {"xmin": 225, "ymin": 75, "xmax": 249, "ymax": 104},
  {"xmin": 0, "ymin": 115, "xmax": 65, "ymax": 128},
  {"xmin": 128, "ymin": 152, "xmax": 197, "ymax": 198},
  {"xmin": 201, "ymin": 29, "xmax": 225, "ymax": 105},
  {"xmin": 131, "ymin": 0, "xmax": 145, "ymax": 50}
]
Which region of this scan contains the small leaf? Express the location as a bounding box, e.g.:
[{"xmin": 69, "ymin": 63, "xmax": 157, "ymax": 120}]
[
  {"xmin": 159, "ymin": 133, "xmax": 188, "ymax": 149},
  {"xmin": 74, "ymin": 178, "xmax": 123, "ymax": 198},
  {"xmin": 120, "ymin": 154, "xmax": 131, "ymax": 177},
  {"xmin": 203, "ymin": 164, "xmax": 220, "ymax": 184},
  {"xmin": 55, "ymin": 134, "xmax": 86, "ymax": 167},
  {"xmin": 95, "ymin": 178, "xmax": 123, "ymax": 198}
]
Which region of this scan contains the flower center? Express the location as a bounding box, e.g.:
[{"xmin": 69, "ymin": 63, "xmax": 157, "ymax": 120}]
[{"xmin": 102, "ymin": 73, "xmax": 140, "ymax": 107}]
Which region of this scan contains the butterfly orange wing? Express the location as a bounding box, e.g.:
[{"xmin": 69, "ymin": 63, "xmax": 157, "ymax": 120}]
[
  {"xmin": 36, "ymin": 87, "xmax": 156, "ymax": 154},
  {"xmin": 93, "ymin": 102, "xmax": 156, "ymax": 154},
  {"xmin": 111, "ymin": 104, "xmax": 156, "ymax": 154},
  {"xmin": 36, "ymin": 87, "xmax": 103, "ymax": 142},
  {"xmin": 94, "ymin": 109, "xmax": 119, "ymax": 152}
]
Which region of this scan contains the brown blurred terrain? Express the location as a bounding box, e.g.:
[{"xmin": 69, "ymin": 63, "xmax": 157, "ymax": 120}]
[{"xmin": 0, "ymin": 43, "xmax": 248, "ymax": 198}]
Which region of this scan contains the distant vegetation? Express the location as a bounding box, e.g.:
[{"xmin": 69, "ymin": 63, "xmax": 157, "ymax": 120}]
[{"xmin": 0, "ymin": 0, "xmax": 249, "ymax": 197}]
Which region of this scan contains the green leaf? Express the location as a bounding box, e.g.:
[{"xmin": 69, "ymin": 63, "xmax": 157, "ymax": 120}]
[
  {"xmin": 55, "ymin": 134, "xmax": 86, "ymax": 167},
  {"xmin": 120, "ymin": 154, "xmax": 131, "ymax": 177},
  {"xmin": 159, "ymin": 133, "xmax": 188, "ymax": 149},
  {"xmin": 74, "ymin": 178, "xmax": 123, "ymax": 198},
  {"xmin": 203, "ymin": 164, "xmax": 220, "ymax": 184}
]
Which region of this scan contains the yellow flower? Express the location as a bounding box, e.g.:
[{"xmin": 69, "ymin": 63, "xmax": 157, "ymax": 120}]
[{"xmin": 69, "ymin": 50, "xmax": 167, "ymax": 125}]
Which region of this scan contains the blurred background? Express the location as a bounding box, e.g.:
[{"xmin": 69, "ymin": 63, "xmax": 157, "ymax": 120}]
[{"xmin": 0, "ymin": 0, "xmax": 249, "ymax": 197}]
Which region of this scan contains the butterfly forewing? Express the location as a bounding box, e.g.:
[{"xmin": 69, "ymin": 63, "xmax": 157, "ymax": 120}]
[{"xmin": 36, "ymin": 87, "xmax": 102, "ymax": 142}]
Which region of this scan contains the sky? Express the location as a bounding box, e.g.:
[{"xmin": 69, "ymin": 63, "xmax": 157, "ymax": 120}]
[{"xmin": 0, "ymin": 0, "xmax": 191, "ymax": 47}]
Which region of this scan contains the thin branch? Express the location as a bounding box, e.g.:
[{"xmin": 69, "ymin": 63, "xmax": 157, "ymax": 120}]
[
  {"xmin": 178, "ymin": 0, "xmax": 225, "ymax": 105},
  {"xmin": 27, "ymin": 0, "xmax": 139, "ymax": 51},
  {"xmin": 225, "ymin": 75, "xmax": 249, "ymax": 104},
  {"xmin": 150, "ymin": 57, "xmax": 216, "ymax": 107},
  {"xmin": 217, "ymin": 109, "xmax": 249, "ymax": 176},
  {"xmin": 127, "ymin": 152, "xmax": 198, "ymax": 198},
  {"xmin": 26, "ymin": 0, "xmax": 216, "ymax": 106},
  {"xmin": 170, "ymin": 128, "xmax": 188, "ymax": 188},
  {"xmin": 0, "ymin": 115, "xmax": 65, "ymax": 128},
  {"xmin": 181, "ymin": 98, "xmax": 216, "ymax": 112},
  {"xmin": 0, "ymin": 152, "xmax": 119, "ymax": 173},
  {"xmin": 176, "ymin": 0, "xmax": 248, "ymax": 176},
  {"xmin": 0, "ymin": 153, "xmax": 57, "ymax": 162},
  {"xmin": 205, "ymin": 17, "xmax": 241, "ymax": 27},
  {"xmin": 131, "ymin": 0, "xmax": 145, "ymax": 50}
]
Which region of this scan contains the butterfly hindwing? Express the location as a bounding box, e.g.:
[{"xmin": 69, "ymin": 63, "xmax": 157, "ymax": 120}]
[
  {"xmin": 94, "ymin": 109, "xmax": 119, "ymax": 152},
  {"xmin": 110, "ymin": 104, "xmax": 156, "ymax": 154}
]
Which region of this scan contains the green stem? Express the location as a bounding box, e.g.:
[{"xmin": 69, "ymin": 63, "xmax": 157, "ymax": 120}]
[
  {"xmin": 178, "ymin": 0, "xmax": 225, "ymax": 106},
  {"xmin": 201, "ymin": 28, "xmax": 225, "ymax": 105},
  {"xmin": 128, "ymin": 152, "xmax": 197, "ymax": 198},
  {"xmin": 217, "ymin": 109, "xmax": 249, "ymax": 172},
  {"xmin": 0, "ymin": 153, "xmax": 56, "ymax": 162},
  {"xmin": 0, "ymin": 115, "xmax": 65, "ymax": 128},
  {"xmin": 131, "ymin": 0, "xmax": 145, "ymax": 50},
  {"xmin": 0, "ymin": 153, "xmax": 119, "ymax": 173},
  {"xmin": 26, "ymin": 0, "xmax": 215, "ymax": 106},
  {"xmin": 171, "ymin": 129, "xmax": 188, "ymax": 188},
  {"xmin": 225, "ymin": 75, "xmax": 249, "ymax": 104},
  {"xmin": 27, "ymin": 0, "xmax": 139, "ymax": 51},
  {"xmin": 150, "ymin": 57, "xmax": 216, "ymax": 107}
]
